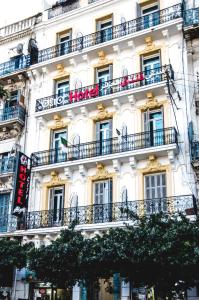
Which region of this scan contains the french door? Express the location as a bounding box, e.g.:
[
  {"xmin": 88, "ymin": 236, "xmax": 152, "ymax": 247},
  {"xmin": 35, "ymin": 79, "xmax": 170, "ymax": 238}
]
[
  {"xmin": 143, "ymin": 109, "xmax": 164, "ymax": 147},
  {"xmin": 142, "ymin": 3, "xmax": 159, "ymax": 29},
  {"xmin": 51, "ymin": 129, "xmax": 67, "ymax": 163},
  {"xmin": 96, "ymin": 119, "xmax": 112, "ymax": 155},
  {"xmin": 96, "ymin": 65, "xmax": 113, "ymax": 96},
  {"xmin": 144, "ymin": 173, "xmax": 167, "ymax": 214},
  {"xmin": 49, "ymin": 186, "xmax": 64, "ymax": 224},
  {"xmin": 0, "ymin": 193, "xmax": 9, "ymax": 232},
  {"xmin": 93, "ymin": 179, "xmax": 112, "ymax": 223},
  {"xmin": 142, "ymin": 54, "xmax": 161, "ymax": 84},
  {"xmin": 97, "ymin": 18, "xmax": 113, "ymax": 44},
  {"xmin": 58, "ymin": 31, "xmax": 72, "ymax": 56}
]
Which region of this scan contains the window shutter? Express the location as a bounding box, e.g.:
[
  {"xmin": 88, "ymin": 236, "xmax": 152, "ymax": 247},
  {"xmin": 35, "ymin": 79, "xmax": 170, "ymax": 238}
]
[
  {"xmin": 121, "ymin": 123, "xmax": 127, "ymax": 137},
  {"xmin": 109, "ymin": 119, "xmax": 113, "ymax": 139},
  {"xmin": 121, "ymin": 187, "xmax": 128, "ymax": 203},
  {"xmin": 96, "ymin": 20, "xmax": 101, "ymax": 31},
  {"xmin": 136, "ymin": 2, "xmax": 142, "ymax": 17},
  {"xmin": 108, "ymin": 179, "xmax": 113, "ymax": 203},
  {"xmin": 49, "ymin": 188, "xmax": 54, "ymax": 210},
  {"xmin": 96, "ymin": 121, "xmax": 101, "ymax": 141},
  {"xmin": 143, "ymin": 110, "xmax": 150, "ymax": 132},
  {"xmin": 109, "ymin": 64, "xmax": 113, "ymax": 80}
]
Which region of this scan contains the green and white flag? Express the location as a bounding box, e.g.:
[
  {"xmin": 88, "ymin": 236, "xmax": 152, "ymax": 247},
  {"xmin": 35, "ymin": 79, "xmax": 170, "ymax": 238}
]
[{"xmin": 61, "ymin": 137, "xmax": 68, "ymax": 152}]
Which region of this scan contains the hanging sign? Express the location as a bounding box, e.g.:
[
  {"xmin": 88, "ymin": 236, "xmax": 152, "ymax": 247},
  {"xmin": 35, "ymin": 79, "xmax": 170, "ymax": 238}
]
[{"xmin": 12, "ymin": 152, "xmax": 31, "ymax": 216}]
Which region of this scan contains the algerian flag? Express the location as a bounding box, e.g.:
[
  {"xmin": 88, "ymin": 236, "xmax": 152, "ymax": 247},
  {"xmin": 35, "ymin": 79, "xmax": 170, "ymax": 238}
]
[{"xmin": 61, "ymin": 137, "xmax": 68, "ymax": 152}]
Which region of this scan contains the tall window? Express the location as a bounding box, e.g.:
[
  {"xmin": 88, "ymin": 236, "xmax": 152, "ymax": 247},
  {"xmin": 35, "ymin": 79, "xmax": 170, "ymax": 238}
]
[
  {"xmin": 49, "ymin": 186, "xmax": 64, "ymax": 223},
  {"xmin": 141, "ymin": 53, "xmax": 161, "ymax": 84},
  {"xmin": 93, "ymin": 179, "xmax": 112, "ymax": 223},
  {"xmin": 144, "ymin": 172, "xmax": 167, "ymax": 214},
  {"xmin": 56, "ymin": 79, "xmax": 70, "ymax": 97},
  {"xmin": 143, "ymin": 108, "xmax": 164, "ymax": 146},
  {"xmin": 141, "ymin": 2, "xmax": 159, "ymax": 29},
  {"xmin": 96, "ymin": 64, "xmax": 113, "ymax": 96},
  {"xmin": 0, "ymin": 193, "xmax": 10, "ymax": 232},
  {"xmin": 96, "ymin": 119, "xmax": 112, "ymax": 155},
  {"xmin": 57, "ymin": 30, "xmax": 72, "ymax": 56},
  {"xmin": 96, "ymin": 15, "xmax": 113, "ymax": 43},
  {"xmin": 51, "ymin": 129, "xmax": 67, "ymax": 163}
]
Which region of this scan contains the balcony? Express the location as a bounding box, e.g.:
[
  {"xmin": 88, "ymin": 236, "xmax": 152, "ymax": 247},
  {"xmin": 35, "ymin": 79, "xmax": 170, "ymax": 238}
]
[
  {"xmin": 31, "ymin": 127, "xmax": 177, "ymax": 168},
  {"xmin": 0, "ymin": 55, "xmax": 30, "ymax": 78},
  {"xmin": 0, "ymin": 13, "xmax": 42, "ymax": 38},
  {"xmin": 0, "ymin": 4, "xmax": 181, "ymax": 79},
  {"xmin": 35, "ymin": 65, "xmax": 173, "ymax": 113},
  {"xmin": 184, "ymin": 7, "xmax": 199, "ymax": 39},
  {"xmin": 7, "ymin": 195, "xmax": 197, "ymax": 231},
  {"xmin": 0, "ymin": 105, "xmax": 26, "ymax": 125},
  {"xmin": 0, "ymin": 157, "xmax": 16, "ymax": 175},
  {"xmin": 48, "ymin": 0, "xmax": 79, "ymax": 19},
  {"xmin": 36, "ymin": 4, "xmax": 181, "ymax": 65}
]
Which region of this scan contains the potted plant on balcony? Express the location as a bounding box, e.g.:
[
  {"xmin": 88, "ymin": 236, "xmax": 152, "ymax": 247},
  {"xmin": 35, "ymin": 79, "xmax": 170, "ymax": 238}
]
[{"xmin": 0, "ymin": 85, "xmax": 8, "ymax": 100}]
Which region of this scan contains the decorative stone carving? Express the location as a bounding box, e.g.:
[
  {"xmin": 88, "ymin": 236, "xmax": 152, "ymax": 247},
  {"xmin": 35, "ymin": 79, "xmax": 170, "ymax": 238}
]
[
  {"xmin": 64, "ymin": 167, "xmax": 73, "ymax": 181},
  {"xmin": 140, "ymin": 93, "xmax": 166, "ymax": 111},
  {"xmin": 141, "ymin": 155, "xmax": 167, "ymax": 173},
  {"xmin": 48, "ymin": 114, "xmax": 67, "ymax": 130},
  {"xmin": 138, "ymin": 36, "xmax": 160, "ymax": 55},
  {"xmin": 0, "ymin": 124, "xmax": 22, "ymax": 141},
  {"xmin": 93, "ymin": 104, "xmax": 114, "ymax": 121},
  {"xmin": 91, "ymin": 163, "xmax": 112, "ymax": 180},
  {"xmin": 79, "ymin": 165, "xmax": 87, "ymax": 178},
  {"xmin": 112, "ymin": 160, "xmax": 120, "ymax": 173},
  {"xmin": 47, "ymin": 171, "xmax": 62, "ymax": 187},
  {"xmin": 129, "ymin": 156, "xmax": 137, "ymax": 169},
  {"xmin": 93, "ymin": 51, "xmax": 112, "ymax": 67}
]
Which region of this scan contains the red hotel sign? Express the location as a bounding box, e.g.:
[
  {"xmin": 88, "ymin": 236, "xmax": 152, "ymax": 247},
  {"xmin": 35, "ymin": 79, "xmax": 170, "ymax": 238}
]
[
  {"xmin": 69, "ymin": 73, "xmax": 145, "ymax": 103},
  {"xmin": 12, "ymin": 152, "xmax": 31, "ymax": 216},
  {"xmin": 69, "ymin": 85, "xmax": 99, "ymax": 103}
]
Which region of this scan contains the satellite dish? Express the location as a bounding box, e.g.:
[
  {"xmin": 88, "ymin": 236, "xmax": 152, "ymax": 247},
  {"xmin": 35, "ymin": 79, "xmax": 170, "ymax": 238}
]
[{"xmin": 16, "ymin": 43, "xmax": 23, "ymax": 54}]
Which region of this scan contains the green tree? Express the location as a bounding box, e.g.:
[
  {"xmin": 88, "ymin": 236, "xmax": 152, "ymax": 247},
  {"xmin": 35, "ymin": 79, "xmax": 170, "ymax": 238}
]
[
  {"xmin": 28, "ymin": 214, "xmax": 199, "ymax": 298},
  {"xmin": 0, "ymin": 238, "xmax": 29, "ymax": 286}
]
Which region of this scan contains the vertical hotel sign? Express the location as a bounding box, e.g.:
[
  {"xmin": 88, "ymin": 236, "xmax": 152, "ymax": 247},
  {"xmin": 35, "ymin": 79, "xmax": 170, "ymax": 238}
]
[{"xmin": 12, "ymin": 152, "xmax": 31, "ymax": 216}]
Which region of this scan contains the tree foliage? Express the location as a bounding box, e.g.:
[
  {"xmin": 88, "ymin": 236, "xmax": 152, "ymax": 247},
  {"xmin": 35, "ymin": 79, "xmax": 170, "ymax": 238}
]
[
  {"xmin": 0, "ymin": 238, "xmax": 29, "ymax": 286},
  {"xmin": 0, "ymin": 85, "xmax": 8, "ymax": 99},
  {"xmin": 27, "ymin": 214, "xmax": 199, "ymax": 297}
]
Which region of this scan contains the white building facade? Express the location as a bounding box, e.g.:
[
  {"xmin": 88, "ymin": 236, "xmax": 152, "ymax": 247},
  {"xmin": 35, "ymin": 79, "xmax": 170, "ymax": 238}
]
[{"xmin": 0, "ymin": 0, "xmax": 198, "ymax": 299}]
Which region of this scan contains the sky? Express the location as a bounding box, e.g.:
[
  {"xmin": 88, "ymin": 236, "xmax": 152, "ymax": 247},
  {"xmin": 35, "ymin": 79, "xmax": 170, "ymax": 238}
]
[{"xmin": 0, "ymin": 0, "xmax": 52, "ymax": 27}]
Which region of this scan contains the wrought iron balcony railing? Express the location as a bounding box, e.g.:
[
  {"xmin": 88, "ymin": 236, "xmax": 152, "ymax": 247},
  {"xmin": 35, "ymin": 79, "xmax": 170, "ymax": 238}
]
[
  {"xmin": 37, "ymin": 4, "xmax": 181, "ymax": 64},
  {"xmin": 184, "ymin": 7, "xmax": 199, "ymax": 27},
  {"xmin": 0, "ymin": 105, "xmax": 26, "ymax": 123},
  {"xmin": 35, "ymin": 65, "xmax": 173, "ymax": 112},
  {"xmin": 13, "ymin": 195, "xmax": 199, "ymax": 231},
  {"xmin": 0, "ymin": 4, "xmax": 181, "ymax": 78},
  {"xmin": 48, "ymin": 0, "xmax": 80, "ymax": 19},
  {"xmin": 0, "ymin": 55, "xmax": 30, "ymax": 78},
  {"xmin": 0, "ymin": 157, "xmax": 16, "ymax": 175},
  {"xmin": 0, "ymin": 195, "xmax": 196, "ymax": 233},
  {"xmin": 31, "ymin": 127, "xmax": 177, "ymax": 167}
]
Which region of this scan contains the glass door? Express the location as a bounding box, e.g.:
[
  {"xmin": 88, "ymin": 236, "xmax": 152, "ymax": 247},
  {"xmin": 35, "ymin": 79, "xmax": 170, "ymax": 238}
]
[
  {"xmin": 97, "ymin": 18, "xmax": 113, "ymax": 43},
  {"xmin": 144, "ymin": 173, "xmax": 167, "ymax": 214},
  {"xmin": 58, "ymin": 32, "xmax": 72, "ymax": 56},
  {"xmin": 93, "ymin": 179, "xmax": 112, "ymax": 223},
  {"xmin": 49, "ymin": 186, "xmax": 64, "ymax": 225},
  {"xmin": 51, "ymin": 129, "xmax": 67, "ymax": 163},
  {"xmin": 141, "ymin": 3, "xmax": 159, "ymax": 29},
  {"xmin": 96, "ymin": 65, "xmax": 112, "ymax": 96},
  {"xmin": 0, "ymin": 193, "xmax": 9, "ymax": 232},
  {"xmin": 142, "ymin": 54, "xmax": 161, "ymax": 84},
  {"xmin": 96, "ymin": 120, "xmax": 112, "ymax": 155},
  {"xmin": 144, "ymin": 109, "xmax": 164, "ymax": 147}
]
